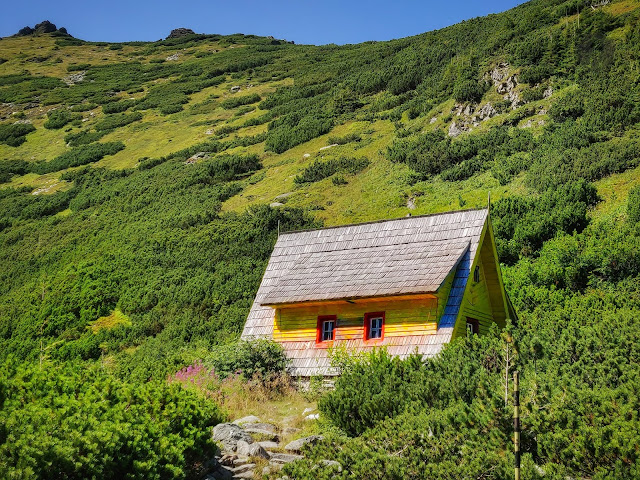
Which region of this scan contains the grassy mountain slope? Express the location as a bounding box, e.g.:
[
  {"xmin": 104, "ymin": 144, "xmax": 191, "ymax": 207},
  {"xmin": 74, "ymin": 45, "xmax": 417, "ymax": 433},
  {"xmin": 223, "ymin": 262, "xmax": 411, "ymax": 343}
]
[{"xmin": 1, "ymin": 0, "xmax": 640, "ymax": 477}]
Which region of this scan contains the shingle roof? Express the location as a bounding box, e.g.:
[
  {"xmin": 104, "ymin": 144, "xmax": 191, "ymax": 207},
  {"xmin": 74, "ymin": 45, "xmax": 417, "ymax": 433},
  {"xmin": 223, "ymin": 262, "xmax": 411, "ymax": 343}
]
[{"xmin": 242, "ymin": 208, "xmax": 488, "ymax": 341}]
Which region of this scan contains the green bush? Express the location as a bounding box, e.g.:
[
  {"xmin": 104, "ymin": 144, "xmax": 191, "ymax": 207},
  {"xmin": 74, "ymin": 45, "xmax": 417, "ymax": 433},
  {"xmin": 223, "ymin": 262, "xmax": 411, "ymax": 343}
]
[
  {"xmin": 95, "ymin": 112, "xmax": 142, "ymax": 131},
  {"xmin": 220, "ymin": 93, "xmax": 261, "ymax": 109},
  {"xmin": 0, "ymin": 122, "xmax": 35, "ymax": 146},
  {"xmin": 64, "ymin": 130, "xmax": 108, "ymax": 147},
  {"xmin": 628, "ymin": 186, "xmax": 640, "ymax": 224},
  {"xmin": 43, "ymin": 109, "xmax": 76, "ymax": 129},
  {"xmin": 0, "ymin": 159, "xmax": 29, "ymax": 183},
  {"xmin": 0, "ymin": 360, "xmax": 224, "ymax": 479},
  {"xmin": 205, "ymin": 339, "xmax": 288, "ymax": 378},
  {"xmin": 102, "ymin": 99, "xmax": 135, "ymax": 114},
  {"xmin": 294, "ymin": 157, "xmax": 369, "ymax": 184},
  {"xmin": 32, "ymin": 142, "xmax": 125, "ymax": 174}
]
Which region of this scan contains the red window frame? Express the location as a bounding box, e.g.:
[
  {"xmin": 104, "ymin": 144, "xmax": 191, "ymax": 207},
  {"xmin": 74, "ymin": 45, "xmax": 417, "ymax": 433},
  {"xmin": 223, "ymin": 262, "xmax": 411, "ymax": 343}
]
[
  {"xmin": 316, "ymin": 315, "xmax": 337, "ymax": 344},
  {"xmin": 364, "ymin": 312, "xmax": 385, "ymax": 341}
]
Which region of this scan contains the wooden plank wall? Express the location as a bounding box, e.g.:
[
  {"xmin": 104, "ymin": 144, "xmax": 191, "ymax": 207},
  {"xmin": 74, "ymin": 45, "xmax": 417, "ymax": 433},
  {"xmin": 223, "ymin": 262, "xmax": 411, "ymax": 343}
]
[{"xmin": 274, "ymin": 297, "xmax": 438, "ymax": 343}]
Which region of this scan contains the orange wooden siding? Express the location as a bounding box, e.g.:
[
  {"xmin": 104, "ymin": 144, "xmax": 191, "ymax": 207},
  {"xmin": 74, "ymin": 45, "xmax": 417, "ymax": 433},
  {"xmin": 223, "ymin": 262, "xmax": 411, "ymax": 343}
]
[{"xmin": 273, "ymin": 296, "xmax": 438, "ymax": 343}]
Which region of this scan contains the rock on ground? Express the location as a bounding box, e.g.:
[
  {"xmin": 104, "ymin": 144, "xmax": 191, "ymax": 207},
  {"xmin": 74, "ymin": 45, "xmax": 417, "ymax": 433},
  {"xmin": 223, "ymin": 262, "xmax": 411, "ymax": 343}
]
[
  {"xmin": 236, "ymin": 440, "xmax": 270, "ymax": 459},
  {"xmin": 212, "ymin": 423, "xmax": 254, "ymax": 452},
  {"xmin": 232, "ymin": 415, "xmax": 261, "ymax": 426},
  {"xmin": 284, "ymin": 435, "xmax": 324, "ymax": 453}
]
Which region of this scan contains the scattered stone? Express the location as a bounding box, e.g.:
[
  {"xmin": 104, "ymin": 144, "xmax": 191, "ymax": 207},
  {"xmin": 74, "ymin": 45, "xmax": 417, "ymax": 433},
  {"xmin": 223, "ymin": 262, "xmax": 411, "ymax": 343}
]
[
  {"xmin": 407, "ymin": 197, "xmax": 416, "ymax": 210},
  {"xmin": 538, "ymin": 108, "xmax": 547, "ymax": 115},
  {"xmin": 488, "ymin": 62, "xmax": 510, "ymax": 86},
  {"xmin": 185, "ymin": 152, "xmax": 209, "ymax": 164},
  {"xmin": 448, "ymin": 121, "xmax": 465, "ymax": 137},
  {"xmin": 233, "ymin": 415, "xmax": 261, "ymax": 426},
  {"xmin": 284, "ymin": 435, "xmax": 324, "ymax": 453},
  {"xmin": 543, "ymin": 86, "xmax": 553, "ymax": 99},
  {"xmin": 205, "ymin": 129, "xmax": 214, "ymax": 135},
  {"xmin": 231, "ymin": 463, "xmax": 256, "ymax": 475},
  {"xmin": 270, "ymin": 202, "xmax": 284, "ymax": 208},
  {"xmin": 504, "ymin": 91, "xmax": 523, "ymax": 109},
  {"xmin": 258, "ymin": 440, "xmax": 280, "ymax": 450},
  {"xmin": 463, "ymin": 104, "xmax": 475, "ymax": 116},
  {"xmin": 212, "ymin": 423, "xmax": 254, "ymax": 452},
  {"xmin": 476, "ymin": 102, "xmax": 497, "ymax": 121},
  {"xmin": 320, "ymin": 460, "xmax": 342, "ymax": 472},
  {"xmin": 523, "ymin": 119, "xmax": 533, "ymax": 128},
  {"xmin": 230, "ymin": 86, "xmax": 241, "ymax": 93},
  {"xmin": 305, "ymin": 413, "xmax": 320, "ymax": 421},
  {"xmin": 219, "ymin": 454, "xmax": 238, "ymax": 467},
  {"xmin": 233, "ymin": 471, "xmax": 254, "ymax": 479},
  {"xmin": 236, "ymin": 440, "xmax": 270, "ymax": 460},
  {"xmin": 206, "ymin": 469, "xmax": 233, "ymax": 480},
  {"xmin": 166, "ymin": 28, "xmax": 196, "ymax": 39},
  {"xmin": 269, "ymin": 453, "xmax": 304, "ymax": 465},
  {"xmin": 319, "ymin": 144, "xmax": 338, "ymax": 151},
  {"xmin": 166, "ymin": 53, "xmax": 180, "ymax": 61},
  {"xmin": 244, "ymin": 422, "xmax": 277, "ymax": 434},
  {"xmin": 274, "ymin": 192, "xmax": 294, "ymax": 201},
  {"xmin": 63, "ymin": 72, "xmax": 86, "ymax": 86},
  {"xmin": 497, "ymin": 74, "xmax": 518, "ymax": 95},
  {"xmin": 281, "ymin": 427, "xmax": 301, "ymax": 436},
  {"xmin": 430, "ymin": 116, "xmax": 438, "ymax": 124},
  {"xmin": 303, "ymin": 153, "xmax": 311, "ymax": 158},
  {"xmin": 302, "ymin": 407, "xmax": 315, "ymax": 415}
]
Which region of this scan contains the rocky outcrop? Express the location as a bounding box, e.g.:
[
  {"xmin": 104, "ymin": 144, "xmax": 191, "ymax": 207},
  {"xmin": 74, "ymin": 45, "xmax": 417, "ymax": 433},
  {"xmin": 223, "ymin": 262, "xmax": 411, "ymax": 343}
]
[
  {"xmin": 212, "ymin": 423, "xmax": 254, "ymax": 452},
  {"xmin": 166, "ymin": 28, "xmax": 196, "ymax": 39},
  {"xmin": 497, "ymin": 74, "xmax": 518, "ymax": 95},
  {"xmin": 14, "ymin": 21, "xmax": 70, "ymax": 37},
  {"xmin": 448, "ymin": 121, "xmax": 469, "ymax": 137},
  {"xmin": 34, "ymin": 21, "xmax": 57, "ymax": 34},
  {"xmin": 207, "ymin": 414, "xmax": 326, "ymax": 479}
]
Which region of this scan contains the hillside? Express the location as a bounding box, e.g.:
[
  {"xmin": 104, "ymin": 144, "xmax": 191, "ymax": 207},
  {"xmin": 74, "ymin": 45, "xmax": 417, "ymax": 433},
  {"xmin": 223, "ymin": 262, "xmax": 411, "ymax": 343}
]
[{"xmin": 1, "ymin": 0, "xmax": 640, "ymax": 478}]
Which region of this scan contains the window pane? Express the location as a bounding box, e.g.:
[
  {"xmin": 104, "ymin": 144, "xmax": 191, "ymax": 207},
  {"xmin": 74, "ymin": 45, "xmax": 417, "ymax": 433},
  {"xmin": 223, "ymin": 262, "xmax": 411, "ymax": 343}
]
[
  {"xmin": 322, "ymin": 320, "xmax": 334, "ymax": 341},
  {"xmin": 370, "ymin": 317, "xmax": 383, "ymax": 338}
]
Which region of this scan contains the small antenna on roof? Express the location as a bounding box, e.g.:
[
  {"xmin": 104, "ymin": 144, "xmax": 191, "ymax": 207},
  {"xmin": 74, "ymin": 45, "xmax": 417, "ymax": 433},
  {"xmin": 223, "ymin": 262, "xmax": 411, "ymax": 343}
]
[{"xmin": 277, "ymin": 220, "xmax": 280, "ymax": 237}]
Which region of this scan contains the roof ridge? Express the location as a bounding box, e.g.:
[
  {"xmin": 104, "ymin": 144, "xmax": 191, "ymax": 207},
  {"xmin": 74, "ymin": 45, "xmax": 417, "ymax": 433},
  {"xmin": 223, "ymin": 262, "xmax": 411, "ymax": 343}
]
[{"xmin": 279, "ymin": 207, "xmax": 488, "ymax": 236}]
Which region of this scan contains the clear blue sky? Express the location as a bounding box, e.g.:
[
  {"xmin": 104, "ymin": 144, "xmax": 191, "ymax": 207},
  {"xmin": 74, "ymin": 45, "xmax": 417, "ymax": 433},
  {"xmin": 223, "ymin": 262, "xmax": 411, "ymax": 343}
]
[{"xmin": 1, "ymin": 1, "xmax": 526, "ymax": 45}]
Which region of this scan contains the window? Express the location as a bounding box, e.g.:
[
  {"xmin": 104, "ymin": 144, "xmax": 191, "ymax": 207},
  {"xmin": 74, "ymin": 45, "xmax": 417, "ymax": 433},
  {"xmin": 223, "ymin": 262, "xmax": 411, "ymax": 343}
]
[
  {"xmin": 364, "ymin": 312, "xmax": 385, "ymax": 340},
  {"xmin": 316, "ymin": 315, "xmax": 336, "ymax": 343},
  {"xmin": 466, "ymin": 317, "xmax": 479, "ymax": 336},
  {"xmin": 473, "ymin": 265, "xmax": 480, "ymax": 283}
]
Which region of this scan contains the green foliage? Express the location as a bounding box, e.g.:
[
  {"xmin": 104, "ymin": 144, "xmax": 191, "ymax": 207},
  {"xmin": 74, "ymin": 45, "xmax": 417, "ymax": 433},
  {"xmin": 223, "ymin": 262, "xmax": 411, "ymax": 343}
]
[
  {"xmin": 294, "ymin": 157, "xmax": 369, "ymax": 184},
  {"xmin": 627, "ymin": 186, "xmax": 640, "ymax": 224},
  {"xmin": 95, "ymin": 112, "xmax": 143, "ymax": 131},
  {"xmin": 0, "ymin": 122, "xmax": 35, "ymax": 146},
  {"xmin": 0, "ymin": 360, "xmax": 224, "ymax": 479},
  {"xmin": 32, "ymin": 142, "xmax": 126, "ymax": 174},
  {"xmin": 0, "ymin": 159, "xmax": 29, "ymax": 183},
  {"xmin": 266, "ymin": 114, "xmax": 333, "ymax": 153},
  {"xmin": 492, "ymin": 179, "xmax": 599, "ymax": 264},
  {"xmin": 43, "ymin": 109, "xmax": 76, "ymax": 129},
  {"xmin": 220, "ymin": 93, "xmax": 261, "ymax": 109},
  {"xmin": 205, "ymin": 339, "xmax": 288, "ymax": 378},
  {"xmin": 102, "ymin": 99, "xmax": 136, "ymax": 114},
  {"xmin": 64, "ymin": 129, "xmax": 108, "ymax": 146}
]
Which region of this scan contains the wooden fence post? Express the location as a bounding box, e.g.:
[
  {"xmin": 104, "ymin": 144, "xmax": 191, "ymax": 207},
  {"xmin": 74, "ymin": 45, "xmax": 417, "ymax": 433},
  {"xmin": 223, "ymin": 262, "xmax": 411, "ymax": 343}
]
[{"xmin": 514, "ymin": 370, "xmax": 520, "ymax": 480}]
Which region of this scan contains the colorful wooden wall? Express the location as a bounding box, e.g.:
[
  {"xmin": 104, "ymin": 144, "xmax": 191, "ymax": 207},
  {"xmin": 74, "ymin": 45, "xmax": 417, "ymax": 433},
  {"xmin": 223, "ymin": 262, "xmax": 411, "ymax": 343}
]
[{"xmin": 273, "ymin": 295, "xmax": 438, "ymax": 343}]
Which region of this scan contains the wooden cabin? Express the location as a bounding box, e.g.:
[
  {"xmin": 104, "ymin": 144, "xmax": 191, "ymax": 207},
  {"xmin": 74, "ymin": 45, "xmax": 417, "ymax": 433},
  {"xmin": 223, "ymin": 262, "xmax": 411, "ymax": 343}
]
[{"xmin": 241, "ymin": 208, "xmax": 516, "ymax": 376}]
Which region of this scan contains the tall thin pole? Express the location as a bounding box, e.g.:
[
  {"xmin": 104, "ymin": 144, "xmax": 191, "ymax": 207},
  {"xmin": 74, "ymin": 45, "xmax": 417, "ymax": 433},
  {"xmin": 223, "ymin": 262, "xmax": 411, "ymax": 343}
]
[{"xmin": 514, "ymin": 371, "xmax": 521, "ymax": 480}]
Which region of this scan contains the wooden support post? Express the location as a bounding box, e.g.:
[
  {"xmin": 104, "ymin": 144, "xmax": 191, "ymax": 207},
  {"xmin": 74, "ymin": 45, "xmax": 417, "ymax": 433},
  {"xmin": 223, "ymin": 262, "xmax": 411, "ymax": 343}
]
[{"xmin": 514, "ymin": 370, "xmax": 521, "ymax": 480}]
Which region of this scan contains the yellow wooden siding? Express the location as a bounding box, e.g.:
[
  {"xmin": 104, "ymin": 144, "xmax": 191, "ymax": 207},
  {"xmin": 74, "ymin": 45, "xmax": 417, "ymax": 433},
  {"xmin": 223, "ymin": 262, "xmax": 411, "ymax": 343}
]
[
  {"xmin": 452, "ymin": 218, "xmax": 508, "ymax": 340},
  {"xmin": 273, "ymin": 297, "xmax": 438, "ymax": 343}
]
